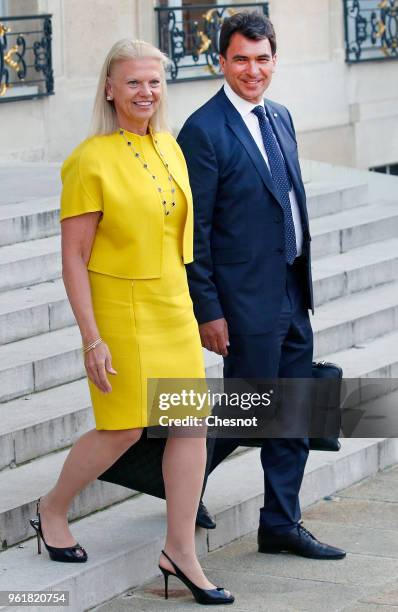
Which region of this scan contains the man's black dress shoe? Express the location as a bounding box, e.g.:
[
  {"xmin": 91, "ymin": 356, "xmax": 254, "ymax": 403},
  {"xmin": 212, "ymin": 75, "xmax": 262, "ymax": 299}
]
[
  {"xmin": 258, "ymin": 523, "xmax": 346, "ymax": 559},
  {"xmin": 196, "ymin": 501, "xmax": 216, "ymax": 530}
]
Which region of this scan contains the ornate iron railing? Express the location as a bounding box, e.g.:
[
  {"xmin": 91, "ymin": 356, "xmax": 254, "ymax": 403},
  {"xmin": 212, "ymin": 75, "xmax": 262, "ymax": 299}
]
[
  {"xmin": 155, "ymin": 2, "xmax": 269, "ymax": 82},
  {"xmin": 343, "ymin": 0, "xmax": 398, "ymax": 63},
  {"xmin": 0, "ymin": 14, "xmax": 54, "ymax": 103}
]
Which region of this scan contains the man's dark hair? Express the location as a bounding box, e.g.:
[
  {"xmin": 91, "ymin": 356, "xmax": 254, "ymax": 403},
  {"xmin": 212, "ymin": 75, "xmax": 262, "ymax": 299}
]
[{"xmin": 219, "ymin": 11, "xmax": 276, "ymax": 57}]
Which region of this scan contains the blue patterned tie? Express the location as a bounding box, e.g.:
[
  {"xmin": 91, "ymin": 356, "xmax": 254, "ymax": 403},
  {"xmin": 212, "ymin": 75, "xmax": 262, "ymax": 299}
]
[{"xmin": 252, "ymin": 105, "xmax": 297, "ymax": 264}]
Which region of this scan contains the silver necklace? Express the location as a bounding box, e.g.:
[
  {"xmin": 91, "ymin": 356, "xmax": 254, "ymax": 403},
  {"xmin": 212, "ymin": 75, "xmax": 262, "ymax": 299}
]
[{"xmin": 119, "ymin": 128, "xmax": 176, "ymax": 215}]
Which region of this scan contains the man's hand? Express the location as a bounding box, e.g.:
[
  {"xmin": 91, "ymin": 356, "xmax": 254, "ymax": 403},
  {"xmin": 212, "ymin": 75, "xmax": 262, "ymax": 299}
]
[{"xmin": 199, "ymin": 318, "xmax": 229, "ymax": 357}]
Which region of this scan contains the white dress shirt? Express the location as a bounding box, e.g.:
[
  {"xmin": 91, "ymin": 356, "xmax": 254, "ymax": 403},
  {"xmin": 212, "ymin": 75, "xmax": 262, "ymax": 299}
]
[{"xmin": 223, "ymin": 82, "xmax": 303, "ymax": 257}]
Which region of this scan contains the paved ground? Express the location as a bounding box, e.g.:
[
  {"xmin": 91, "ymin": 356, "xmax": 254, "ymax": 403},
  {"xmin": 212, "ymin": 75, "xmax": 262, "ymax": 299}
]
[{"xmin": 94, "ymin": 464, "xmax": 398, "ymax": 612}]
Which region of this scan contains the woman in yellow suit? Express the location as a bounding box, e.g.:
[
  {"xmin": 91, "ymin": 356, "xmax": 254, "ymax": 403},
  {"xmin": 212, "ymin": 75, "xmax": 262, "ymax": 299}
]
[{"xmin": 29, "ymin": 39, "xmax": 233, "ymax": 606}]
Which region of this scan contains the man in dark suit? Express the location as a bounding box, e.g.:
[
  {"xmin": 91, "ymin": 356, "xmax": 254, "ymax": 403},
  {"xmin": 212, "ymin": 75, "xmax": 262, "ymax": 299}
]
[{"xmin": 178, "ymin": 12, "xmax": 345, "ymax": 559}]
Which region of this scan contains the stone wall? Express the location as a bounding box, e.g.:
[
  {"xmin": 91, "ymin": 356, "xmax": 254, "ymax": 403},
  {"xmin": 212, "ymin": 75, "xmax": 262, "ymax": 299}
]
[{"xmin": 0, "ymin": 0, "xmax": 397, "ymax": 169}]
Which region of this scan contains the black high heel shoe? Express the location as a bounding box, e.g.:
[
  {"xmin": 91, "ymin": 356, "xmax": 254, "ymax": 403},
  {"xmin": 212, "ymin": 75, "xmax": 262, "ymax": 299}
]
[
  {"xmin": 29, "ymin": 498, "xmax": 87, "ymax": 563},
  {"xmin": 159, "ymin": 549, "xmax": 234, "ymax": 605}
]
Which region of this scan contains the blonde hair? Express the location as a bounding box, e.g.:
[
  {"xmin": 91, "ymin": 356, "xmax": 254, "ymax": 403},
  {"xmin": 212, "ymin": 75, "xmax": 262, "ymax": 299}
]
[{"xmin": 89, "ymin": 39, "xmax": 170, "ymax": 136}]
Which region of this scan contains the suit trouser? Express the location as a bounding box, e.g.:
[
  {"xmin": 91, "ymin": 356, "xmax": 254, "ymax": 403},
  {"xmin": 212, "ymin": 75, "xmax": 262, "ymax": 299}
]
[{"xmin": 205, "ymin": 257, "xmax": 313, "ymax": 533}]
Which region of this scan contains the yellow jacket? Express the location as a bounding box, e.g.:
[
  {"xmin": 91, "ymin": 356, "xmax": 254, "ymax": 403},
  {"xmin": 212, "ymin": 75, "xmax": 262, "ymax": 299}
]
[{"xmin": 60, "ymin": 130, "xmax": 194, "ymax": 279}]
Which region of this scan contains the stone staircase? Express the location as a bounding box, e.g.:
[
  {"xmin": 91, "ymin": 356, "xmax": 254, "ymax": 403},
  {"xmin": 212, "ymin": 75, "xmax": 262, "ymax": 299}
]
[{"xmin": 0, "ymin": 161, "xmax": 397, "ymax": 610}]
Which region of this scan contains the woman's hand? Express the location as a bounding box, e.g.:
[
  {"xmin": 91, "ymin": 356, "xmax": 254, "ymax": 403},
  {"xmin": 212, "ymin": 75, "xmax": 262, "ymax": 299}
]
[{"xmin": 84, "ymin": 341, "xmax": 117, "ymax": 393}]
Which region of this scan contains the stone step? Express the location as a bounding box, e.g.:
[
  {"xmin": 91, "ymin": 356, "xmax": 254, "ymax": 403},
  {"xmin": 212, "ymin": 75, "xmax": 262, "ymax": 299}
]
[
  {"xmin": 0, "ymin": 163, "xmax": 61, "ymax": 208},
  {"xmin": 0, "ymin": 438, "xmax": 397, "ymax": 611},
  {"xmin": 0, "ymin": 198, "xmax": 395, "ymax": 293},
  {"xmin": 2, "ymin": 234, "xmax": 398, "ymax": 345},
  {"xmin": 0, "ymin": 326, "xmax": 84, "ymax": 403},
  {"xmin": 0, "ymin": 180, "xmax": 367, "ymax": 250},
  {"xmin": 0, "ymin": 447, "xmax": 136, "ymax": 549},
  {"xmin": 311, "ymin": 200, "xmax": 398, "ymax": 259},
  {"xmin": 1, "ymin": 280, "xmax": 397, "ymax": 404},
  {"xmin": 321, "ymin": 329, "xmax": 398, "ymax": 407},
  {"xmin": 0, "ymin": 279, "xmax": 74, "ymax": 345},
  {"xmin": 1, "ymin": 321, "xmax": 397, "ymax": 475},
  {"xmin": 321, "ymin": 329, "xmax": 398, "ymax": 379},
  {"xmin": 320, "ymin": 331, "xmax": 398, "ymax": 412},
  {"xmin": 0, "ymin": 349, "xmax": 222, "ymax": 471},
  {"xmin": 0, "ymin": 197, "xmax": 60, "ymax": 247},
  {"xmin": 312, "ymin": 237, "xmax": 398, "ymax": 306},
  {"xmin": 306, "ymin": 181, "xmax": 368, "ymax": 219},
  {"xmin": 0, "ymin": 380, "xmax": 91, "ymax": 471},
  {"xmin": 312, "ymin": 280, "xmax": 398, "ymax": 357},
  {"xmin": 0, "ymin": 235, "xmax": 61, "ymax": 292}
]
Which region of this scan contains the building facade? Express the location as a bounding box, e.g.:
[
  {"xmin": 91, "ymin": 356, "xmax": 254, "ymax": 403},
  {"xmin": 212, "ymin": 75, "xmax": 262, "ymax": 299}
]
[{"xmin": 0, "ymin": 0, "xmax": 397, "ymax": 170}]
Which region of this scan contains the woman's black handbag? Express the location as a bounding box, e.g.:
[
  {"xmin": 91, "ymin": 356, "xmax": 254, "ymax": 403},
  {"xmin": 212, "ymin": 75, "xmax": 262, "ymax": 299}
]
[
  {"xmin": 98, "ymin": 361, "xmax": 342, "ymax": 498},
  {"xmin": 98, "ymin": 429, "xmax": 167, "ymax": 499}
]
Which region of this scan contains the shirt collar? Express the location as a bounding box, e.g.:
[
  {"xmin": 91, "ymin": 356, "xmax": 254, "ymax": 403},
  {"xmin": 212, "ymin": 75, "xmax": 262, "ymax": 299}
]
[{"xmin": 223, "ymin": 82, "xmax": 265, "ymax": 118}]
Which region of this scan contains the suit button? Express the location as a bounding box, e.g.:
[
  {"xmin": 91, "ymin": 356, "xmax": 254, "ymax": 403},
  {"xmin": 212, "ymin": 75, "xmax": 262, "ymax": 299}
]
[
  {"xmin": 274, "ymin": 217, "xmax": 282, "ymax": 224},
  {"xmin": 276, "ymin": 248, "xmax": 284, "ymax": 254}
]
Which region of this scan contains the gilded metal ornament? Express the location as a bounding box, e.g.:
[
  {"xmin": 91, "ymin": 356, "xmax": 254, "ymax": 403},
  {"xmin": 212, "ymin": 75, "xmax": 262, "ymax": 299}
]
[
  {"xmin": 344, "ymin": 0, "xmax": 398, "ymax": 62},
  {"xmin": 0, "ymin": 15, "xmax": 54, "ymax": 103},
  {"xmin": 155, "ymin": 3, "xmax": 269, "ymax": 82}
]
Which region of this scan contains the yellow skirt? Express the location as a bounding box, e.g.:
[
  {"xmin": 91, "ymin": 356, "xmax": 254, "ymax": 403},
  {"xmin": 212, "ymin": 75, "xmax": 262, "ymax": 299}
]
[{"xmin": 88, "ymin": 269, "xmax": 206, "ymax": 430}]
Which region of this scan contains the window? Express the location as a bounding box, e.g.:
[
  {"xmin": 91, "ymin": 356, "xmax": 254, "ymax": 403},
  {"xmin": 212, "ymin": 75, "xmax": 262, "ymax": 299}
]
[
  {"xmin": 0, "ymin": 12, "xmax": 54, "ymax": 103},
  {"xmin": 344, "ymin": 0, "xmax": 398, "ymax": 63},
  {"xmin": 370, "ymin": 163, "xmax": 398, "ymax": 176},
  {"xmin": 155, "ymin": 1, "xmax": 269, "ymax": 82}
]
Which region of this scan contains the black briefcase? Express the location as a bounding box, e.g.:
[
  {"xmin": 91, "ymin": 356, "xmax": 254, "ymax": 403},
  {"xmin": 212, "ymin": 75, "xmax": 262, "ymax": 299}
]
[
  {"xmin": 239, "ymin": 361, "xmax": 342, "ymax": 451},
  {"xmin": 309, "ymin": 360, "xmax": 342, "ymax": 451}
]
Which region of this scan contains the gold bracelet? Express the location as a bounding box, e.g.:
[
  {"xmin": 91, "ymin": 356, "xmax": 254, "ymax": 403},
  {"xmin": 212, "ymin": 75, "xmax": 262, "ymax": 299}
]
[{"xmin": 82, "ymin": 337, "xmax": 103, "ymax": 354}]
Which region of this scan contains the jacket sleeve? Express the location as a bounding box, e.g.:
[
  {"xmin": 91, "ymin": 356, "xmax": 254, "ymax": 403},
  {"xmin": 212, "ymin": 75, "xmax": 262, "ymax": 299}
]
[
  {"xmin": 60, "ymin": 142, "xmax": 103, "ymax": 221},
  {"xmin": 285, "ymin": 107, "xmax": 297, "ymax": 140},
  {"xmin": 177, "ymin": 121, "xmax": 224, "ymax": 324}
]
